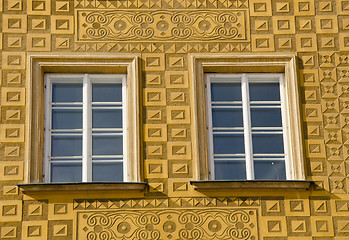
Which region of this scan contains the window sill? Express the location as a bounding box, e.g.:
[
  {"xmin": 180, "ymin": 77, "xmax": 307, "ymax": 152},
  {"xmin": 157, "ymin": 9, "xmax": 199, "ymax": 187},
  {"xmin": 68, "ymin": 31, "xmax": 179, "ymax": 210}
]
[
  {"xmin": 190, "ymin": 180, "xmax": 313, "ymax": 191},
  {"xmin": 18, "ymin": 182, "xmax": 148, "ymax": 193}
]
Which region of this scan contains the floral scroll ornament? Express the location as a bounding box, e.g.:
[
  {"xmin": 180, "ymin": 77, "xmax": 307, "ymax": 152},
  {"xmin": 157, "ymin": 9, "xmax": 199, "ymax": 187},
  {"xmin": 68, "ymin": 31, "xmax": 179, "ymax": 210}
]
[
  {"xmin": 78, "ymin": 10, "xmax": 247, "ymax": 41},
  {"xmin": 79, "ymin": 209, "xmax": 257, "ymax": 240}
]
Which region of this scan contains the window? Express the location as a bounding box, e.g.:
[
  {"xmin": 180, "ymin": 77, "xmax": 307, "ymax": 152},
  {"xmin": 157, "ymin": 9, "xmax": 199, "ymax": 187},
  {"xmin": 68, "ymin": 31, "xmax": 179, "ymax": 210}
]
[
  {"xmin": 206, "ymin": 73, "xmax": 288, "ymax": 180},
  {"xmin": 190, "ymin": 55, "xmax": 305, "ymax": 182},
  {"xmin": 44, "ymin": 74, "xmax": 126, "ymax": 182},
  {"xmin": 27, "ymin": 55, "xmax": 141, "ymax": 184}
]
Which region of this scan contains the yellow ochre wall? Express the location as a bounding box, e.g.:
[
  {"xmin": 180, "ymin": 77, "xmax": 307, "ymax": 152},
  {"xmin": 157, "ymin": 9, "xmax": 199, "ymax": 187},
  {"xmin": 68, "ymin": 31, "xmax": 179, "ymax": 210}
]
[{"xmin": 1, "ymin": 0, "xmax": 349, "ymax": 239}]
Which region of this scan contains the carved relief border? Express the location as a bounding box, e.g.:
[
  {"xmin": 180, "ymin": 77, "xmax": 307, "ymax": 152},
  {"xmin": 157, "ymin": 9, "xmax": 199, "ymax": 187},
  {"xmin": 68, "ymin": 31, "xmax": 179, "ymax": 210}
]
[
  {"xmin": 76, "ymin": 10, "xmax": 250, "ymax": 42},
  {"xmin": 77, "ymin": 208, "xmax": 258, "ymax": 240}
]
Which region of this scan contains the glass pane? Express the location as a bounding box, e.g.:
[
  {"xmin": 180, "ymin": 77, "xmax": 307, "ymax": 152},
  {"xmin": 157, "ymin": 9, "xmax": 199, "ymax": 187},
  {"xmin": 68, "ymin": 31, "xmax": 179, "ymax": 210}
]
[
  {"xmin": 51, "ymin": 162, "xmax": 82, "ymax": 182},
  {"xmin": 254, "ymin": 160, "xmax": 286, "ymax": 180},
  {"xmin": 92, "ymin": 83, "xmax": 122, "ymax": 102},
  {"xmin": 215, "ymin": 160, "xmax": 246, "ymax": 180},
  {"xmin": 51, "ymin": 135, "xmax": 82, "ymax": 156},
  {"xmin": 252, "ymin": 134, "xmax": 284, "ymax": 154},
  {"xmin": 213, "ymin": 135, "xmax": 244, "ymax": 154},
  {"xmin": 92, "ymin": 162, "xmax": 123, "ymax": 181},
  {"xmin": 251, "ymin": 108, "xmax": 282, "ymax": 127},
  {"xmin": 52, "ymin": 109, "xmax": 82, "ymax": 129},
  {"xmin": 211, "ymin": 83, "xmax": 241, "ymax": 101},
  {"xmin": 92, "ymin": 135, "xmax": 123, "ymax": 155},
  {"xmin": 52, "ymin": 83, "xmax": 82, "ymax": 102},
  {"xmin": 212, "ymin": 109, "xmax": 243, "ymax": 127},
  {"xmin": 249, "ymin": 83, "xmax": 280, "ymax": 101},
  {"xmin": 92, "ymin": 109, "xmax": 122, "ymax": 128}
]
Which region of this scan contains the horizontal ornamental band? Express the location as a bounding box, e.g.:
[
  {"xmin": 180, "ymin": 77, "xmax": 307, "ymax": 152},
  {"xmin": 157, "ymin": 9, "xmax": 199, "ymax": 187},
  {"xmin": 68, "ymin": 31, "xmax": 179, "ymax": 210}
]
[
  {"xmin": 77, "ymin": 208, "xmax": 257, "ymax": 239},
  {"xmin": 76, "ymin": 10, "xmax": 248, "ymax": 42}
]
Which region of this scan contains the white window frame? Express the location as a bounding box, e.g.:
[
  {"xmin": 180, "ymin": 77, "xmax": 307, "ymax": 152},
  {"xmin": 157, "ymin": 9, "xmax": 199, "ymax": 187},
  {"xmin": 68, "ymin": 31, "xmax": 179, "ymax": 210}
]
[
  {"xmin": 43, "ymin": 73, "xmax": 127, "ymax": 183},
  {"xmin": 190, "ymin": 55, "xmax": 305, "ymax": 181},
  {"xmin": 205, "ymin": 73, "xmax": 291, "ymax": 180}
]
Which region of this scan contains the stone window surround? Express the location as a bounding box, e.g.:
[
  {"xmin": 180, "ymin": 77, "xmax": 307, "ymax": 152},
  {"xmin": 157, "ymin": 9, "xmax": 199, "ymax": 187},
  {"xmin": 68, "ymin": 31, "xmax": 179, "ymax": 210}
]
[
  {"xmin": 189, "ymin": 54, "xmax": 306, "ymax": 184},
  {"xmin": 26, "ymin": 54, "xmax": 142, "ymax": 184}
]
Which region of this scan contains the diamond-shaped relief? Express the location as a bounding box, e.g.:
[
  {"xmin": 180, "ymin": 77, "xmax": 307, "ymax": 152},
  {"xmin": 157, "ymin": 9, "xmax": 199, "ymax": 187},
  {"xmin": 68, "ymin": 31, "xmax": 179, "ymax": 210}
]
[
  {"xmin": 273, "ymin": 16, "xmax": 295, "ymax": 34},
  {"xmin": 168, "ymin": 142, "xmax": 191, "ymax": 159},
  {"xmin": 31, "ymin": 18, "xmax": 46, "ymax": 30},
  {"xmin": 300, "ymin": 70, "xmax": 319, "ymax": 86},
  {"xmin": 169, "ymin": 91, "xmax": 186, "ymax": 103},
  {"xmin": 147, "ymin": 145, "xmax": 163, "ymax": 157},
  {"xmin": 55, "ymin": 1, "xmax": 70, "ymax": 12},
  {"xmin": 51, "ymin": 16, "xmax": 74, "ymax": 34},
  {"xmin": 303, "ymin": 104, "xmax": 322, "ymax": 121},
  {"xmin": 144, "ymin": 124, "xmax": 167, "ymax": 141},
  {"xmin": 298, "ymin": 19, "xmax": 313, "ymax": 31},
  {"xmin": 3, "ymin": 186, "xmax": 19, "ymax": 196},
  {"xmin": 277, "ymin": 37, "xmax": 293, "ymax": 49},
  {"xmin": 54, "ymin": 204, "xmax": 68, "ymax": 215},
  {"xmin": 0, "ymin": 162, "xmax": 24, "ymax": 181},
  {"xmin": 22, "ymin": 221, "xmax": 47, "ymax": 239},
  {"xmin": 0, "ymin": 200, "xmax": 22, "ymax": 222},
  {"xmin": 336, "ymin": 219, "xmax": 349, "ymax": 234},
  {"xmin": 295, "ymin": 0, "xmax": 315, "ymax": 16},
  {"xmin": 145, "ymin": 74, "xmax": 162, "ymax": 86},
  {"xmin": 171, "ymin": 128, "xmax": 187, "ymax": 138},
  {"xmin": 167, "ymin": 106, "xmax": 190, "ymax": 124},
  {"xmin": 6, "ymin": 110, "xmax": 21, "ymax": 121},
  {"xmin": 340, "ymin": 33, "xmax": 349, "ymax": 50},
  {"xmin": 165, "ymin": 72, "xmax": 188, "ymax": 88},
  {"xmin": 329, "ymin": 176, "xmax": 347, "ymax": 193},
  {"xmin": 319, "ymin": 36, "xmax": 336, "ymax": 49},
  {"xmin": 53, "ymin": 224, "xmax": 68, "ymax": 237},
  {"xmin": 252, "ymin": 35, "xmax": 275, "ymax": 51},
  {"xmin": 289, "ymin": 219, "xmax": 308, "ymax": 234},
  {"xmin": 28, "ymin": 204, "xmax": 43, "ymax": 217},
  {"xmin": 6, "ymin": 73, "xmax": 22, "ymax": 84},
  {"xmin": 305, "ymin": 140, "xmax": 326, "ymax": 158},
  {"xmin": 275, "ymin": 2, "xmax": 290, "ymax": 13},
  {"xmin": 338, "ymin": 0, "xmax": 349, "ymax": 15},
  {"xmin": 311, "ymin": 199, "xmax": 329, "ymax": 214},
  {"xmin": 28, "ymin": 34, "xmax": 51, "ymax": 51},
  {"xmin": 7, "ymin": 37, "xmax": 22, "ymax": 48},
  {"xmin": 296, "ymin": 34, "xmax": 317, "ymax": 51},
  {"xmin": 2, "ymin": 15, "xmax": 27, "ymax": 33},
  {"xmin": 318, "ymin": 1, "xmax": 333, "ymax": 12},
  {"xmin": 316, "ymin": 16, "xmax": 338, "ymax": 33},
  {"xmin": 8, "ymin": 0, "xmax": 22, "ymax": 11},
  {"xmin": 250, "ymin": 0, "xmax": 272, "ymax": 16},
  {"xmin": 254, "ymin": 20, "xmax": 269, "ymax": 31},
  {"xmin": 0, "ymin": 226, "xmax": 17, "ymax": 238},
  {"xmin": 172, "ymin": 182, "xmax": 188, "ymax": 192},
  {"xmin": 144, "ymin": 54, "xmax": 165, "ymax": 71},
  {"xmin": 5, "ymin": 147, "xmax": 20, "ymax": 157},
  {"xmin": 2, "ymin": 53, "xmax": 26, "ymax": 70},
  {"xmin": 172, "ymin": 163, "xmax": 188, "ymax": 174},
  {"xmin": 144, "ymin": 89, "xmax": 166, "ymax": 106},
  {"xmin": 149, "ymin": 182, "xmax": 164, "ymax": 192},
  {"xmin": 0, "ymin": 125, "xmax": 25, "ymax": 142},
  {"xmin": 310, "ymin": 162, "xmax": 324, "ymax": 175},
  {"xmin": 147, "ymin": 109, "xmax": 162, "ymax": 121},
  {"xmin": 28, "ymin": 0, "xmax": 50, "ymax": 15}
]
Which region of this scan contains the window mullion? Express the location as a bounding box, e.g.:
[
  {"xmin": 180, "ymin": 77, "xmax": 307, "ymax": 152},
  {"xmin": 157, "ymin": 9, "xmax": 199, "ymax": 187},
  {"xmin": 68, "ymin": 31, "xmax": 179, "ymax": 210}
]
[
  {"xmin": 122, "ymin": 75, "xmax": 128, "ymax": 181},
  {"xmin": 279, "ymin": 74, "xmax": 291, "ymax": 180},
  {"xmin": 83, "ymin": 74, "xmax": 92, "ymax": 182},
  {"xmin": 205, "ymin": 75, "xmax": 215, "ymax": 180},
  {"xmin": 43, "ymin": 75, "xmax": 52, "ymax": 183},
  {"xmin": 242, "ymin": 74, "xmax": 254, "ymax": 180}
]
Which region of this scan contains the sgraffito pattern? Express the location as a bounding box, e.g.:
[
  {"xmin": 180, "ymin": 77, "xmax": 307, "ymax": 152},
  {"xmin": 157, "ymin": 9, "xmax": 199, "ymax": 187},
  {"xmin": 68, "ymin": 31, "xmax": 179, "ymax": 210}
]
[
  {"xmin": 77, "ymin": 209, "xmax": 258, "ymax": 240},
  {"xmin": 76, "ymin": 10, "xmax": 248, "ymax": 42},
  {"xmin": 1, "ymin": 0, "xmax": 349, "ymax": 239}
]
